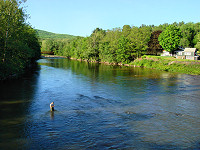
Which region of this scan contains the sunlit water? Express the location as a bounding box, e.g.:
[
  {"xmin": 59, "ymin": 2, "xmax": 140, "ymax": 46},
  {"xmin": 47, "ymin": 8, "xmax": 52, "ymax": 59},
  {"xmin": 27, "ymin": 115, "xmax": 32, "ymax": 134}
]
[{"xmin": 0, "ymin": 58, "xmax": 200, "ymax": 149}]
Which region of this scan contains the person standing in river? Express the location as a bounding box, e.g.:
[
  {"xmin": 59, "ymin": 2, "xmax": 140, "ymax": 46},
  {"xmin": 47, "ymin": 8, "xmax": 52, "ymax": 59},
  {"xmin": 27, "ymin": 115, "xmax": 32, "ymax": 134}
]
[{"xmin": 50, "ymin": 102, "xmax": 55, "ymax": 111}]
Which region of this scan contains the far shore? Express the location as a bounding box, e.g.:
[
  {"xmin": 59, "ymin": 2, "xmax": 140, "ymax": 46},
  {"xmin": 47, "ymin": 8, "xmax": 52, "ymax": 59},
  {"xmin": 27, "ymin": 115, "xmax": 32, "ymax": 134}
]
[
  {"xmin": 41, "ymin": 55, "xmax": 200, "ymax": 75},
  {"xmin": 41, "ymin": 55, "xmax": 67, "ymax": 59},
  {"xmin": 41, "ymin": 55, "xmax": 135, "ymax": 67}
]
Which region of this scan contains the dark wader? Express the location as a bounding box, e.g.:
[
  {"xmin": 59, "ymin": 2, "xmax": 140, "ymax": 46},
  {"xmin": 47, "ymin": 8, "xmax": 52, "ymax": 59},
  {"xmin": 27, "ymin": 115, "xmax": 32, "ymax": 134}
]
[{"xmin": 51, "ymin": 107, "xmax": 54, "ymax": 111}]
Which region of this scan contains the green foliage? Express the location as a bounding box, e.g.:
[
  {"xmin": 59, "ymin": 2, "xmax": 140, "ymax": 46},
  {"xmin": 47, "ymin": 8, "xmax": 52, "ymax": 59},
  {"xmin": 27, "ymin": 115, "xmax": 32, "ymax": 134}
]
[
  {"xmin": 36, "ymin": 29, "xmax": 76, "ymax": 40},
  {"xmin": 122, "ymin": 25, "xmax": 131, "ymax": 37},
  {"xmin": 147, "ymin": 30, "xmax": 163, "ymax": 55},
  {"xmin": 0, "ymin": 0, "xmax": 41, "ymax": 80},
  {"xmin": 158, "ymin": 25, "xmax": 181, "ymax": 53},
  {"xmin": 99, "ymin": 28, "xmax": 121, "ymax": 63},
  {"xmin": 116, "ymin": 36, "xmax": 131, "ymax": 64},
  {"xmin": 194, "ymin": 32, "xmax": 200, "ymax": 50},
  {"xmin": 128, "ymin": 26, "xmax": 152, "ymax": 59},
  {"xmin": 88, "ymin": 28, "xmax": 106, "ymax": 61},
  {"xmin": 179, "ymin": 23, "xmax": 195, "ymax": 47},
  {"xmin": 40, "ymin": 21, "xmax": 200, "ymax": 67}
]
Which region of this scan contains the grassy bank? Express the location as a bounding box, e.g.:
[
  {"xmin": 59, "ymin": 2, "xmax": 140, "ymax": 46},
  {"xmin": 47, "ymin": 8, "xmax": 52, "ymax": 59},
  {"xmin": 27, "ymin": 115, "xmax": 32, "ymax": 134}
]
[{"xmin": 130, "ymin": 55, "xmax": 200, "ymax": 75}]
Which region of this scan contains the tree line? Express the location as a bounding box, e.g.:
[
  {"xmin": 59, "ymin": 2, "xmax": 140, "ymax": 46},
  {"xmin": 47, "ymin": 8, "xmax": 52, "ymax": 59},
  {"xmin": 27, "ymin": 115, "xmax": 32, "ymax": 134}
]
[
  {"xmin": 41, "ymin": 22, "xmax": 200, "ymax": 64},
  {"xmin": 0, "ymin": 0, "xmax": 41, "ymax": 80}
]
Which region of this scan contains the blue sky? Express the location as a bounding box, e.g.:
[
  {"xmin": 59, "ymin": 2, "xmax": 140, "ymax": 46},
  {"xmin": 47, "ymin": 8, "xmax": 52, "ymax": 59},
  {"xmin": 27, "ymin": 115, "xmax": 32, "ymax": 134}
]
[{"xmin": 26, "ymin": 0, "xmax": 200, "ymax": 36}]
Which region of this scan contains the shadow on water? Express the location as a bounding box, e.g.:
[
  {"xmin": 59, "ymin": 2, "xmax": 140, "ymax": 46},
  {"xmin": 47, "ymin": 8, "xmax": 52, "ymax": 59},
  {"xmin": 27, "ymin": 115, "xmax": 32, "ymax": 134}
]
[{"xmin": 0, "ymin": 64, "xmax": 41, "ymax": 149}]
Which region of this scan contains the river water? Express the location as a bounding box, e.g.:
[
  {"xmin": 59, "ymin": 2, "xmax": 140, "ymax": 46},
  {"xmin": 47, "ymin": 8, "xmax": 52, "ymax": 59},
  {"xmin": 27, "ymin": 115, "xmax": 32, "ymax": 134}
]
[{"xmin": 0, "ymin": 58, "xmax": 200, "ymax": 149}]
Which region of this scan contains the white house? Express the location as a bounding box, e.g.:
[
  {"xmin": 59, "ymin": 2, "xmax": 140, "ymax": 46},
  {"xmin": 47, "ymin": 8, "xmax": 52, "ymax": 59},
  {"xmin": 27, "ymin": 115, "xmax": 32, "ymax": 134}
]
[
  {"xmin": 161, "ymin": 48, "xmax": 199, "ymax": 60},
  {"xmin": 161, "ymin": 50, "xmax": 172, "ymax": 56},
  {"xmin": 176, "ymin": 48, "xmax": 199, "ymax": 60}
]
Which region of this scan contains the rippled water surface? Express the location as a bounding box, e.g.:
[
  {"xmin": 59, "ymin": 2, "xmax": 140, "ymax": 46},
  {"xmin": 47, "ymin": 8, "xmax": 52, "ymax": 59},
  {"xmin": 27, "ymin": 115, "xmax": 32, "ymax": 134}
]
[{"xmin": 0, "ymin": 58, "xmax": 200, "ymax": 149}]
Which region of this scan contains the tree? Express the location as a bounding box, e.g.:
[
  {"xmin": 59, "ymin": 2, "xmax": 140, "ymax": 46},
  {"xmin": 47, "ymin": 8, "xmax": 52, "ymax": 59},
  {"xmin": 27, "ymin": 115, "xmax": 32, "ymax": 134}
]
[
  {"xmin": 122, "ymin": 25, "xmax": 131, "ymax": 37},
  {"xmin": 179, "ymin": 22, "xmax": 195, "ymax": 48},
  {"xmin": 147, "ymin": 30, "xmax": 163, "ymax": 55},
  {"xmin": 0, "ymin": 0, "xmax": 40, "ymax": 80},
  {"xmin": 194, "ymin": 32, "xmax": 200, "ymax": 50},
  {"xmin": 158, "ymin": 25, "xmax": 181, "ymax": 53},
  {"xmin": 99, "ymin": 28, "xmax": 121, "ymax": 63},
  {"xmin": 116, "ymin": 36, "xmax": 131, "ymax": 64},
  {"xmin": 0, "ymin": 0, "xmax": 25, "ymax": 62},
  {"xmin": 41, "ymin": 39, "xmax": 55, "ymax": 54},
  {"xmin": 128, "ymin": 26, "xmax": 152, "ymax": 59},
  {"xmin": 88, "ymin": 28, "xmax": 106, "ymax": 61}
]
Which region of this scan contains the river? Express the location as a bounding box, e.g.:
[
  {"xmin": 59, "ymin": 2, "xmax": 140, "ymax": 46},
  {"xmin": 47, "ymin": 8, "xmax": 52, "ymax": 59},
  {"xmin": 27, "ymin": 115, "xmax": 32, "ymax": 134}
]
[{"xmin": 0, "ymin": 58, "xmax": 200, "ymax": 149}]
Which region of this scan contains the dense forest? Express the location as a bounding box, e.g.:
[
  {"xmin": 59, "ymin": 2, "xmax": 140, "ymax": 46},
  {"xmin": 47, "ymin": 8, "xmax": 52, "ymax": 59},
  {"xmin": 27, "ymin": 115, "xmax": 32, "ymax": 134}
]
[
  {"xmin": 0, "ymin": 0, "xmax": 41, "ymax": 80},
  {"xmin": 41, "ymin": 22, "xmax": 200, "ymax": 64}
]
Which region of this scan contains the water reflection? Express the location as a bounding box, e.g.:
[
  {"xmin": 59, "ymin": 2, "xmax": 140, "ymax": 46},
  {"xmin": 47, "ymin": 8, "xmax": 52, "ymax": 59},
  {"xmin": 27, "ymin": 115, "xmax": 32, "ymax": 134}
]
[
  {"xmin": 50, "ymin": 111, "xmax": 54, "ymax": 120},
  {"xmin": 0, "ymin": 64, "xmax": 40, "ymax": 149},
  {"xmin": 1, "ymin": 58, "xmax": 200, "ymax": 149}
]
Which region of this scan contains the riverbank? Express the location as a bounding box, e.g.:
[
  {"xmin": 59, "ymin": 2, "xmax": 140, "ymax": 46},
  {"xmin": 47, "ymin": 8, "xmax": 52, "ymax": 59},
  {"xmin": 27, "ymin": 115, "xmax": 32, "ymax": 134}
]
[
  {"xmin": 41, "ymin": 55, "xmax": 132, "ymax": 66},
  {"xmin": 130, "ymin": 55, "xmax": 200, "ymax": 75},
  {"xmin": 42, "ymin": 55, "xmax": 200, "ymax": 75},
  {"xmin": 41, "ymin": 55, "xmax": 67, "ymax": 59}
]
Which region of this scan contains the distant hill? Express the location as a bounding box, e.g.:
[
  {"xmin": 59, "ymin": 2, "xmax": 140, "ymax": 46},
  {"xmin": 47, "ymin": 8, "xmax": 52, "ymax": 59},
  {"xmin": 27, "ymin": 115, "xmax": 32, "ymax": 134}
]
[{"xmin": 35, "ymin": 29, "xmax": 77, "ymax": 40}]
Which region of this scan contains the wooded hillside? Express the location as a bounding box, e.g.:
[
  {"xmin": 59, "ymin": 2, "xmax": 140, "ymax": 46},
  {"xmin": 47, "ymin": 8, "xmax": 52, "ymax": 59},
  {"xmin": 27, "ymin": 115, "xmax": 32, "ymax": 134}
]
[{"xmin": 36, "ymin": 29, "xmax": 77, "ymax": 40}]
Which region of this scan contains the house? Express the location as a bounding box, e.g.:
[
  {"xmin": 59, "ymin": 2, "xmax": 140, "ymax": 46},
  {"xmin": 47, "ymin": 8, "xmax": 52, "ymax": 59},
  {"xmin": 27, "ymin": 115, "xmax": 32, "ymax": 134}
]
[
  {"xmin": 161, "ymin": 50, "xmax": 173, "ymax": 56},
  {"xmin": 161, "ymin": 47, "xmax": 199, "ymax": 60},
  {"xmin": 161, "ymin": 46, "xmax": 184, "ymax": 57},
  {"xmin": 176, "ymin": 48, "xmax": 199, "ymax": 60}
]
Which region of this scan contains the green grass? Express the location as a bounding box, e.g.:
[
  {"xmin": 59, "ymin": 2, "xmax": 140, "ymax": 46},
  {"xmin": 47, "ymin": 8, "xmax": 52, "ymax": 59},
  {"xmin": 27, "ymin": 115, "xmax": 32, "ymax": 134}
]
[{"xmin": 131, "ymin": 55, "xmax": 200, "ymax": 75}]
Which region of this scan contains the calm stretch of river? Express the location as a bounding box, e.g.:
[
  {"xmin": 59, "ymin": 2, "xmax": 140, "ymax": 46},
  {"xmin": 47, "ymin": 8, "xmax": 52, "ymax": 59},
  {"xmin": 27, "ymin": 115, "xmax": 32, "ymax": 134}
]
[{"xmin": 0, "ymin": 58, "xmax": 200, "ymax": 149}]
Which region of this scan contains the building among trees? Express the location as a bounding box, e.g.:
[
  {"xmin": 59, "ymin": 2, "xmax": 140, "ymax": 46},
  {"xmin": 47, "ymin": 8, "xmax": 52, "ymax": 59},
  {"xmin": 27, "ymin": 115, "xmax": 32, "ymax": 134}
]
[
  {"xmin": 161, "ymin": 47, "xmax": 199, "ymax": 60},
  {"xmin": 176, "ymin": 48, "xmax": 199, "ymax": 60}
]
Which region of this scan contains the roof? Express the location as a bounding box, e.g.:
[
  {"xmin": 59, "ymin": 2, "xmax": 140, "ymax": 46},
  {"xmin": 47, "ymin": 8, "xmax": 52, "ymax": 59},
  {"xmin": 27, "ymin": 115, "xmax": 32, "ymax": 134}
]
[
  {"xmin": 184, "ymin": 48, "xmax": 196, "ymax": 52},
  {"xmin": 174, "ymin": 50, "xmax": 184, "ymax": 52}
]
